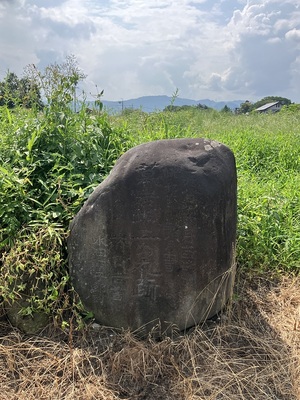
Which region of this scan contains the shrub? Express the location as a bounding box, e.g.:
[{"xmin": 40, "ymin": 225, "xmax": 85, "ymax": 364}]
[{"xmin": 0, "ymin": 59, "xmax": 133, "ymax": 329}]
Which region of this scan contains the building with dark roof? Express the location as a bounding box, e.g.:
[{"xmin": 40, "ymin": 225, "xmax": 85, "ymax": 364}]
[{"xmin": 255, "ymin": 101, "xmax": 282, "ymax": 113}]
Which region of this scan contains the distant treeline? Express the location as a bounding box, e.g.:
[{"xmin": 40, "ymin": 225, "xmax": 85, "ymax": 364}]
[{"xmin": 163, "ymin": 103, "xmax": 213, "ymax": 112}]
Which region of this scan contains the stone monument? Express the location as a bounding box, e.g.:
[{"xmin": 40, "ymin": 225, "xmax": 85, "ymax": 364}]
[{"xmin": 68, "ymin": 138, "xmax": 237, "ymax": 335}]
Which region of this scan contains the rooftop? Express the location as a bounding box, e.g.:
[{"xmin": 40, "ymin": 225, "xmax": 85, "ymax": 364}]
[{"xmin": 255, "ymin": 102, "xmax": 280, "ymax": 111}]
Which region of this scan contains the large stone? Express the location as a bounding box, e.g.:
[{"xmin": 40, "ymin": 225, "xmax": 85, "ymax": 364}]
[
  {"xmin": 68, "ymin": 138, "xmax": 237, "ymax": 335},
  {"xmin": 5, "ymin": 298, "xmax": 49, "ymax": 335}
]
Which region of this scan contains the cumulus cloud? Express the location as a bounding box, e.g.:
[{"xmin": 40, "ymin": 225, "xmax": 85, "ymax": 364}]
[
  {"xmin": 285, "ymin": 28, "xmax": 300, "ymax": 41},
  {"xmin": 0, "ymin": 0, "xmax": 94, "ymax": 78},
  {"xmin": 0, "ymin": 0, "xmax": 300, "ymax": 102},
  {"xmin": 210, "ymin": 0, "xmax": 300, "ymax": 100}
]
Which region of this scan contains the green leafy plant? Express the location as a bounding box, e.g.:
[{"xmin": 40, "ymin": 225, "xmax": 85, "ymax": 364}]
[
  {"xmin": 0, "ymin": 57, "xmax": 134, "ymax": 329},
  {"xmin": 1, "ymin": 223, "xmax": 66, "ymax": 311}
]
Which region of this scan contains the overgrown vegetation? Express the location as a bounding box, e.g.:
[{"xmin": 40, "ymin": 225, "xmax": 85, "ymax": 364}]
[
  {"xmin": 0, "ymin": 58, "xmax": 299, "ymax": 398},
  {"xmin": 0, "ymin": 59, "xmax": 133, "ymax": 328},
  {"xmin": 0, "ymin": 62, "xmax": 299, "ymax": 326},
  {"xmin": 1, "ymin": 60, "xmax": 299, "ymax": 329},
  {"xmin": 238, "ymin": 95, "xmax": 292, "ymax": 113}
]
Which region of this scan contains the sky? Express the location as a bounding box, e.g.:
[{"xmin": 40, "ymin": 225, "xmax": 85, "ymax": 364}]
[{"xmin": 1, "ymin": 0, "xmax": 300, "ymax": 103}]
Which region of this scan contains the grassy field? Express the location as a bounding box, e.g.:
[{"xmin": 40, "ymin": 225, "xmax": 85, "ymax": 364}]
[{"xmin": 0, "ymin": 105, "xmax": 299, "ymax": 398}]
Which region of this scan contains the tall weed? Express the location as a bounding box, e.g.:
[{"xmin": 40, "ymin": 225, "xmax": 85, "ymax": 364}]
[{"xmin": 0, "ymin": 102, "xmax": 132, "ymax": 326}]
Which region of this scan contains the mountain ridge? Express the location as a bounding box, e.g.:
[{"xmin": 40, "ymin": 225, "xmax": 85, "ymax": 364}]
[{"xmin": 101, "ymin": 95, "xmax": 244, "ymax": 113}]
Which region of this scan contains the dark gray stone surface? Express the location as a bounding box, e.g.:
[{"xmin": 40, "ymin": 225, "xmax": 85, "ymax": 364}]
[
  {"xmin": 5, "ymin": 298, "xmax": 49, "ymax": 335},
  {"xmin": 68, "ymin": 138, "xmax": 237, "ymax": 335}
]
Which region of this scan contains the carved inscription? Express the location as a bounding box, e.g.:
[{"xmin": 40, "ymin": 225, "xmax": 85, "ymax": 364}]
[
  {"xmin": 137, "ymin": 274, "xmax": 159, "ymax": 301},
  {"xmin": 111, "ymin": 276, "xmax": 124, "ymax": 302},
  {"xmin": 132, "ymin": 241, "xmax": 161, "ymax": 301},
  {"xmin": 134, "ymin": 241, "xmax": 159, "ymax": 271},
  {"xmin": 132, "ymin": 192, "xmax": 160, "ymax": 223},
  {"xmin": 164, "ymin": 246, "xmax": 178, "ymax": 273},
  {"xmin": 180, "ymin": 226, "xmax": 197, "ymax": 269}
]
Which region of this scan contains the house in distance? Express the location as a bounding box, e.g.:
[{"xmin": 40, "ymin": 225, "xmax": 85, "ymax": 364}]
[{"xmin": 255, "ymin": 101, "xmax": 282, "ymax": 113}]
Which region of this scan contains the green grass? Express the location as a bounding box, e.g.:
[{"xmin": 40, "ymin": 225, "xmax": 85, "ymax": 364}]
[{"xmin": 0, "ymin": 105, "xmax": 299, "ymax": 327}]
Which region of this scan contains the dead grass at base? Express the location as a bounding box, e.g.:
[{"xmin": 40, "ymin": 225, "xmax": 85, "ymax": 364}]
[{"xmin": 0, "ymin": 272, "xmax": 299, "ymax": 400}]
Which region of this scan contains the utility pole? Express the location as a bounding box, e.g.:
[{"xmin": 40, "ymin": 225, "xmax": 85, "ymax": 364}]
[{"xmin": 119, "ymin": 98, "xmax": 124, "ymax": 112}]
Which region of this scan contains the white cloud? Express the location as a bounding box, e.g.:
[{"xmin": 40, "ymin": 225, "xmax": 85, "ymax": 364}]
[
  {"xmin": 0, "ymin": 1, "xmax": 39, "ymax": 74},
  {"xmin": 210, "ymin": 0, "xmax": 300, "ymax": 100},
  {"xmin": 285, "ymin": 28, "xmax": 300, "ymax": 42},
  {"xmin": 0, "ymin": 0, "xmax": 300, "ymax": 102}
]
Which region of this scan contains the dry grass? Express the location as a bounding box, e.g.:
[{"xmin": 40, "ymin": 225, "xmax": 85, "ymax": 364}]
[{"xmin": 0, "ymin": 272, "xmax": 299, "ymax": 400}]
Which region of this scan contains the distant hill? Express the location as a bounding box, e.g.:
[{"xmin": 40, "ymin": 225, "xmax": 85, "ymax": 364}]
[{"xmin": 100, "ymin": 95, "xmax": 244, "ymax": 113}]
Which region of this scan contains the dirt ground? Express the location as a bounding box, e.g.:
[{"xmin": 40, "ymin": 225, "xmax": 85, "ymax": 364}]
[{"xmin": 0, "ymin": 271, "xmax": 299, "ymax": 399}]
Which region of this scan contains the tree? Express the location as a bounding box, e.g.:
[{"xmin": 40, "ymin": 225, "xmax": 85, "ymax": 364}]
[
  {"xmin": 196, "ymin": 103, "xmax": 210, "ymax": 110},
  {"xmin": 280, "ymin": 103, "xmax": 300, "ymax": 113},
  {"xmin": 0, "ymin": 72, "xmax": 18, "ymax": 107},
  {"xmin": 252, "ymin": 96, "xmax": 291, "ymax": 110},
  {"xmin": 238, "ymin": 96, "xmax": 292, "ymax": 114},
  {"xmin": 0, "ymin": 71, "xmax": 42, "ymax": 109},
  {"xmin": 163, "ymin": 105, "xmax": 192, "ymax": 112},
  {"xmin": 220, "ymin": 105, "xmax": 232, "ymax": 113},
  {"xmin": 18, "ymin": 76, "xmax": 43, "ymax": 109},
  {"xmin": 24, "ymin": 54, "xmax": 86, "ymax": 110},
  {"xmin": 239, "ymin": 100, "xmax": 252, "ymax": 114}
]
